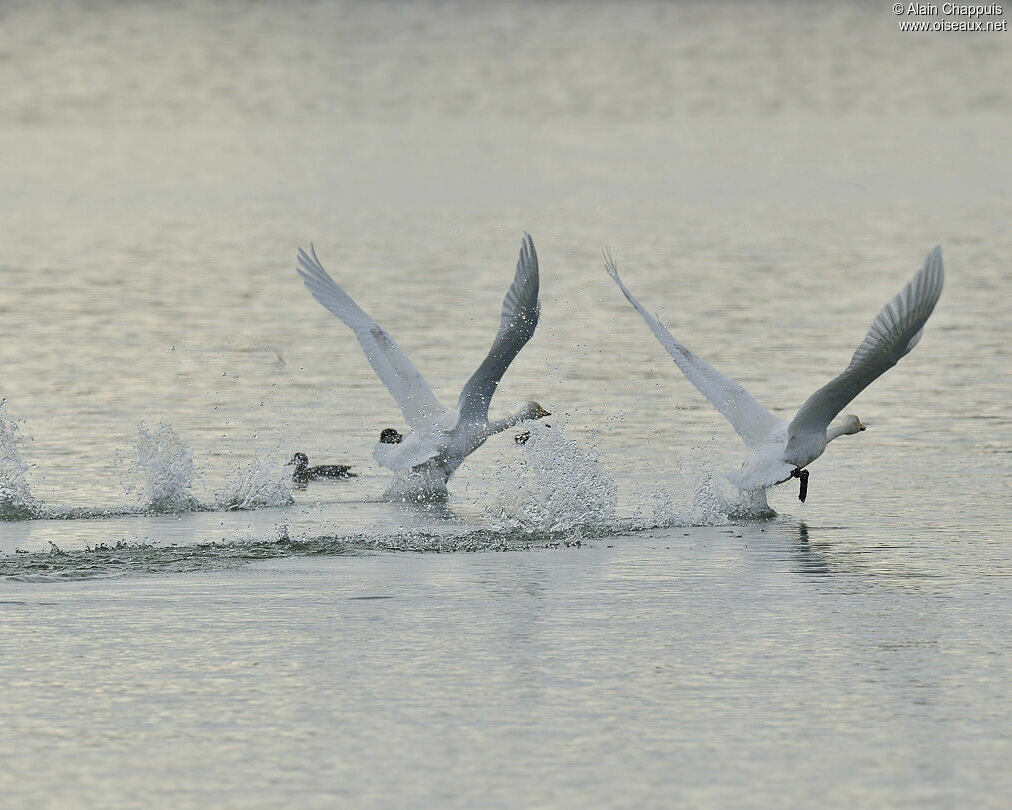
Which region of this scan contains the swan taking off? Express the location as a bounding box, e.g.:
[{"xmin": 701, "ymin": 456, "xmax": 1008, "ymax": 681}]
[
  {"xmin": 605, "ymin": 246, "xmax": 944, "ymax": 502},
  {"xmin": 296, "ymin": 233, "xmax": 549, "ymax": 486}
]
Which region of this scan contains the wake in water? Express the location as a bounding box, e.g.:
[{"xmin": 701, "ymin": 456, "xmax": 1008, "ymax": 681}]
[
  {"xmin": 0, "ymin": 525, "xmax": 582, "ymax": 581},
  {"xmin": 0, "ymin": 405, "xmax": 45, "ymax": 521}
]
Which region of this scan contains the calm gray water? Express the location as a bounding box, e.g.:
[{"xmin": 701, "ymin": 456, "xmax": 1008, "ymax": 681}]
[{"xmin": 1, "ymin": 1, "xmax": 1010, "ymax": 807}]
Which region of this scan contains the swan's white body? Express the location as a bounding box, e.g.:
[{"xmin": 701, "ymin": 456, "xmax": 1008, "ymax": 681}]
[
  {"xmin": 606, "ymin": 246, "xmax": 945, "ymax": 497},
  {"xmin": 296, "ymin": 233, "xmax": 546, "ymax": 485}
]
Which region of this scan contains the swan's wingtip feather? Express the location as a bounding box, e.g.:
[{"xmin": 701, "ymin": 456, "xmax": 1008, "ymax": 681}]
[
  {"xmin": 919, "ymin": 244, "xmax": 945, "ymax": 296},
  {"xmin": 927, "ymin": 244, "xmax": 942, "ymax": 267},
  {"xmin": 923, "ymin": 244, "xmax": 944, "ymax": 276},
  {"xmin": 519, "ymin": 231, "xmax": 535, "ymax": 260},
  {"xmin": 296, "ymin": 243, "xmax": 325, "ymax": 272},
  {"xmin": 516, "ymin": 232, "xmax": 538, "ymax": 277},
  {"xmin": 602, "ymin": 247, "xmax": 619, "ymax": 280}
]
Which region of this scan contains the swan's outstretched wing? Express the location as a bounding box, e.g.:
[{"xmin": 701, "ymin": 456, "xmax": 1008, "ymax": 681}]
[
  {"xmin": 604, "ymin": 250, "xmax": 783, "ymax": 450},
  {"xmin": 787, "ymin": 246, "xmax": 944, "ymax": 445},
  {"xmin": 296, "ymin": 244, "xmax": 453, "ymax": 431},
  {"xmin": 456, "ymin": 233, "xmax": 541, "ymax": 424}
]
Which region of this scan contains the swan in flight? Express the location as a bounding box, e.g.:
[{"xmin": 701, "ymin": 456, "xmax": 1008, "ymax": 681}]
[
  {"xmin": 296, "ymin": 233, "xmax": 549, "ymax": 486},
  {"xmin": 605, "ymin": 246, "xmax": 944, "ymax": 502}
]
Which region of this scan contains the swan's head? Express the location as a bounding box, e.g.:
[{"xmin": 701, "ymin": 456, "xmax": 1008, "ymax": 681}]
[
  {"xmin": 841, "ymin": 414, "xmax": 866, "ymax": 434},
  {"xmin": 513, "ymin": 402, "xmax": 551, "ymax": 443},
  {"xmin": 379, "ymin": 428, "xmax": 404, "ymax": 444},
  {"xmin": 289, "ymin": 452, "xmax": 309, "ymax": 470},
  {"xmin": 520, "ymin": 401, "xmax": 551, "ymax": 421}
]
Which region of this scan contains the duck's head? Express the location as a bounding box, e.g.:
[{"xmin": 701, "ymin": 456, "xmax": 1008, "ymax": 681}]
[
  {"xmin": 289, "ymin": 452, "xmax": 309, "ymax": 470},
  {"xmin": 379, "ymin": 428, "xmax": 403, "ymax": 444}
]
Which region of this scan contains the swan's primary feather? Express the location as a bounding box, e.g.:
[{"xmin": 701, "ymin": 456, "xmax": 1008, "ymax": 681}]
[
  {"xmin": 786, "ymin": 246, "xmax": 944, "ymax": 447},
  {"xmin": 296, "ymin": 244, "xmax": 455, "ymax": 432},
  {"xmin": 604, "ymin": 249, "xmax": 783, "ymax": 450},
  {"xmin": 456, "ymin": 232, "xmax": 540, "ymax": 424}
]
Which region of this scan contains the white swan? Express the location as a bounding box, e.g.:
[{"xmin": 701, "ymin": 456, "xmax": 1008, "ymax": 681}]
[
  {"xmin": 605, "ymin": 246, "xmax": 945, "ymax": 502},
  {"xmin": 296, "ymin": 233, "xmax": 549, "ymax": 486}
]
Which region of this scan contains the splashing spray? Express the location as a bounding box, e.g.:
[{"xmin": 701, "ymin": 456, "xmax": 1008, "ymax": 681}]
[
  {"xmin": 0, "ymin": 405, "xmax": 43, "ymax": 520},
  {"xmin": 128, "ymin": 422, "xmax": 200, "ymax": 513},
  {"xmin": 484, "ymin": 419, "xmax": 617, "ymax": 533},
  {"xmin": 216, "ymin": 455, "xmax": 294, "ymax": 511}
]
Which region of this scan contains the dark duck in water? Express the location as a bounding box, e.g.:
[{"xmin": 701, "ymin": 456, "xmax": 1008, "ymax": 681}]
[{"xmin": 289, "ymin": 452, "xmax": 356, "ymax": 486}]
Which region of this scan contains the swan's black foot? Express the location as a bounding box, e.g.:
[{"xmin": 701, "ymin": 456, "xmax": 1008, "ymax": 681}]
[{"xmin": 790, "ymin": 468, "xmax": 809, "ymax": 502}]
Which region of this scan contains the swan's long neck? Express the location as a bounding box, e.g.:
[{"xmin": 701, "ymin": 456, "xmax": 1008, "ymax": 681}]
[
  {"xmin": 487, "ymin": 409, "xmax": 531, "ymax": 436},
  {"xmin": 826, "ymin": 423, "xmax": 853, "ymax": 442}
]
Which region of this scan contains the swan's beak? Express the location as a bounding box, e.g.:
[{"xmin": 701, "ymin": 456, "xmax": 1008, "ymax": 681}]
[
  {"xmin": 536, "ymin": 405, "xmax": 551, "ymax": 418},
  {"xmin": 858, "ymin": 420, "xmax": 866, "ymax": 431}
]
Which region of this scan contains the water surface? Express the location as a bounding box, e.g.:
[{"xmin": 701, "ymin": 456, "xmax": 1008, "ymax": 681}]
[{"xmin": 0, "ymin": 2, "xmax": 1009, "ymax": 807}]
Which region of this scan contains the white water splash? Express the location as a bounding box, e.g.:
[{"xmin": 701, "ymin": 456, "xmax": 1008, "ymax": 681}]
[
  {"xmin": 383, "ymin": 465, "xmax": 451, "ymax": 503},
  {"xmin": 215, "ymin": 456, "xmax": 294, "ymax": 511},
  {"xmin": 127, "ymin": 422, "xmax": 200, "ymax": 513},
  {"xmin": 639, "ymin": 439, "xmax": 775, "ymax": 528},
  {"xmin": 483, "ymin": 419, "xmax": 617, "ymax": 533},
  {"xmin": 0, "ymin": 406, "xmax": 44, "ymax": 520}
]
